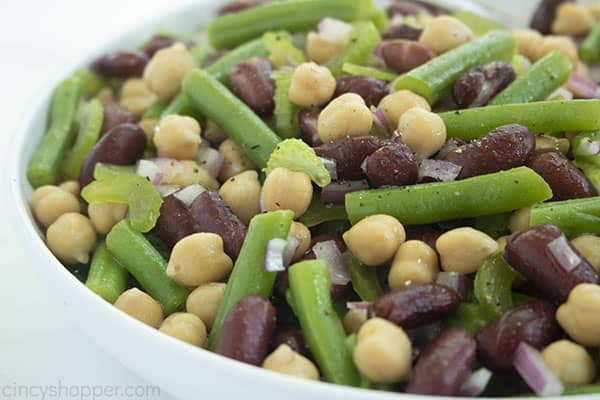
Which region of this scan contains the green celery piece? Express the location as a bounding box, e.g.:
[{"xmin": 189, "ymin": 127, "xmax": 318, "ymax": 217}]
[
  {"xmin": 452, "ymin": 11, "xmax": 502, "ymax": 36},
  {"xmin": 263, "ymin": 31, "xmax": 305, "ymax": 68},
  {"xmin": 444, "ymin": 303, "xmax": 495, "ymax": 335},
  {"xmin": 474, "ymin": 253, "xmax": 520, "ymax": 318},
  {"xmin": 344, "ymin": 251, "xmax": 383, "ymax": 302},
  {"xmin": 93, "ymin": 163, "xmax": 136, "ymax": 181},
  {"xmin": 327, "ymin": 21, "xmax": 381, "ymax": 77},
  {"xmin": 342, "ymin": 63, "xmax": 397, "ymax": 81},
  {"xmin": 273, "ymin": 70, "xmax": 301, "ymax": 139},
  {"xmin": 265, "ymin": 139, "xmax": 331, "ymax": 187},
  {"xmin": 530, "ymin": 196, "xmax": 600, "ymax": 238},
  {"xmin": 300, "ymin": 195, "xmax": 348, "ymax": 227}
]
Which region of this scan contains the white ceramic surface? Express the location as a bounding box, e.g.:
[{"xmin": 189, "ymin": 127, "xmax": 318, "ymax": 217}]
[{"xmin": 7, "ymin": 1, "xmax": 597, "ymax": 399}]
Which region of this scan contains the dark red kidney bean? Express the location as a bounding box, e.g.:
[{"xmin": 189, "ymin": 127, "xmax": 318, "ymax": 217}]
[
  {"xmin": 387, "ymin": 0, "xmax": 443, "ymax": 17},
  {"xmin": 217, "ymin": 0, "xmax": 267, "ymax": 15},
  {"xmin": 364, "ymin": 138, "xmax": 418, "ymax": 187},
  {"xmin": 79, "ymin": 123, "xmax": 147, "ymax": 187},
  {"xmin": 152, "ymin": 195, "xmax": 196, "ymax": 248},
  {"xmin": 216, "ymin": 295, "xmax": 276, "ymax": 366},
  {"xmin": 143, "ymin": 35, "xmax": 177, "ymax": 58},
  {"xmin": 504, "ymin": 224, "xmax": 598, "ymax": 303},
  {"xmin": 453, "ymin": 62, "xmax": 516, "ymax": 109},
  {"xmin": 371, "ymin": 284, "xmax": 460, "ymax": 329},
  {"xmin": 101, "ymin": 103, "xmax": 138, "ymax": 136},
  {"xmin": 315, "ymin": 136, "xmax": 386, "ymax": 180},
  {"xmin": 298, "ymin": 108, "xmax": 321, "ymax": 146},
  {"xmin": 271, "ymin": 326, "xmax": 310, "ymax": 357},
  {"xmin": 407, "ymin": 328, "xmax": 476, "ymax": 396},
  {"xmin": 228, "ymin": 57, "xmax": 275, "ymax": 115},
  {"xmin": 334, "ymin": 76, "xmax": 389, "ymax": 107},
  {"xmin": 531, "ymin": 0, "xmax": 573, "ymax": 34},
  {"xmin": 442, "ymin": 124, "xmax": 535, "ymax": 179},
  {"xmin": 382, "ymin": 23, "xmax": 423, "ymax": 41},
  {"xmin": 527, "ymin": 149, "xmax": 596, "ymax": 201},
  {"xmin": 476, "ymin": 300, "xmax": 561, "ymax": 372},
  {"xmin": 92, "ymin": 51, "xmax": 148, "ymax": 79},
  {"xmin": 405, "ymin": 225, "xmax": 442, "ymax": 251},
  {"xmin": 204, "ymin": 48, "xmax": 230, "ymax": 67},
  {"xmin": 380, "ymin": 40, "xmax": 436, "ymax": 74},
  {"xmin": 189, "ymin": 191, "xmax": 247, "ymax": 260}
]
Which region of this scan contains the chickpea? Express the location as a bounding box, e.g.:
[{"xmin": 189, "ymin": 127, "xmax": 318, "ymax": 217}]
[
  {"xmin": 552, "ymin": 4, "xmax": 594, "ymax": 37},
  {"xmin": 166, "ymin": 233, "xmax": 233, "ymax": 287},
  {"xmin": 88, "ymin": 202, "xmax": 128, "ymax": 235},
  {"xmin": 219, "ymin": 170, "xmax": 262, "ymax": 225},
  {"xmin": 139, "ymin": 119, "xmax": 158, "ymax": 146},
  {"xmin": 539, "ymin": 36, "xmax": 579, "ymax": 65},
  {"xmin": 262, "ymin": 167, "xmax": 313, "ymax": 219},
  {"xmin": 317, "ymin": 93, "xmax": 373, "ymax": 143},
  {"xmin": 343, "ymin": 214, "xmax": 406, "ymax": 267},
  {"xmin": 288, "ymin": 62, "xmax": 336, "ymax": 108},
  {"xmin": 119, "ymin": 78, "xmax": 158, "ymax": 117},
  {"xmin": 343, "ymin": 308, "xmax": 367, "ymax": 334},
  {"xmin": 508, "ymin": 207, "xmax": 531, "ymax": 233},
  {"xmin": 203, "ymin": 120, "xmax": 227, "ymax": 145},
  {"xmin": 154, "ymin": 115, "xmax": 202, "ymax": 160},
  {"xmin": 114, "ymin": 288, "xmax": 164, "ymax": 328},
  {"xmin": 557, "ymin": 284, "xmax": 600, "ymax": 346},
  {"xmin": 436, "ymin": 227, "xmax": 498, "ymax": 274},
  {"xmin": 58, "ymin": 180, "xmax": 80, "ymax": 197},
  {"xmin": 398, "ymin": 107, "xmax": 447, "ymax": 160},
  {"xmin": 511, "ymin": 29, "xmax": 544, "ymax": 62},
  {"xmin": 306, "ymin": 32, "xmax": 346, "ymax": 64},
  {"xmin": 46, "ymin": 213, "xmax": 97, "ymax": 265},
  {"xmin": 263, "ymin": 344, "xmax": 320, "ymax": 380},
  {"xmin": 590, "ymin": 2, "xmax": 600, "ymax": 20},
  {"xmin": 31, "ymin": 186, "xmax": 81, "ymax": 228},
  {"xmin": 378, "ymin": 90, "xmax": 431, "ymax": 130},
  {"xmin": 496, "ymin": 235, "xmax": 508, "ymax": 253},
  {"xmin": 163, "ymin": 160, "xmax": 218, "ymax": 190},
  {"xmin": 571, "ymin": 235, "xmax": 600, "ymax": 272},
  {"xmin": 353, "ymin": 318, "xmax": 412, "ymax": 384},
  {"xmin": 536, "ymin": 135, "xmax": 570, "ymax": 155},
  {"xmin": 288, "ymin": 221, "xmax": 311, "ymax": 261},
  {"xmin": 388, "ymin": 240, "xmax": 438, "ymax": 290},
  {"xmin": 218, "ymin": 138, "xmax": 256, "ymax": 181},
  {"xmin": 419, "ymin": 16, "xmax": 473, "ymax": 54},
  {"xmin": 159, "ymin": 312, "xmax": 207, "ymax": 347},
  {"xmin": 186, "ymin": 282, "xmax": 226, "ymax": 330},
  {"xmin": 143, "ymin": 43, "xmax": 196, "ymax": 101},
  {"xmin": 542, "ymin": 340, "xmax": 596, "ymax": 386}
]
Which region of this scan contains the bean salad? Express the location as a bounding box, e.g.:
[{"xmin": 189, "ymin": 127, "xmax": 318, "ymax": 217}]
[{"xmin": 26, "ymin": 0, "xmax": 600, "ymax": 396}]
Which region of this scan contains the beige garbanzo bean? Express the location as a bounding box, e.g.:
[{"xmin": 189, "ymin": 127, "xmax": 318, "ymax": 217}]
[
  {"xmin": 552, "ymin": 3, "xmax": 594, "ymax": 37},
  {"xmin": 590, "ymin": 2, "xmax": 600, "ymax": 19},
  {"xmin": 262, "ymin": 167, "xmax": 313, "ymax": 219},
  {"xmin": 166, "ymin": 233, "xmax": 233, "ymax": 287},
  {"xmin": 263, "ymin": 344, "xmax": 320, "ymax": 380},
  {"xmin": 120, "ymin": 78, "xmax": 158, "ymax": 117},
  {"xmin": 542, "ymin": 340, "xmax": 596, "ymax": 386},
  {"xmin": 186, "ymin": 282, "xmax": 226, "ymax": 330},
  {"xmin": 139, "ymin": 119, "xmax": 158, "ymax": 144},
  {"xmin": 496, "ymin": 236, "xmax": 508, "ymax": 253},
  {"xmin": 219, "ymin": 170, "xmax": 262, "ymax": 225},
  {"xmin": 32, "ymin": 186, "xmax": 81, "ymax": 228},
  {"xmin": 96, "ymin": 88, "xmax": 115, "ymax": 105},
  {"xmin": 353, "ymin": 318, "xmax": 412, "ymax": 384},
  {"xmin": 288, "ymin": 221, "xmax": 311, "ymax": 261},
  {"xmin": 509, "ymin": 207, "xmax": 531, "ymax": 233},
  {"xmin": 306, "ymin": 32, "xmax": 347, "ymax": 64},
  {"xmin": 343, "ymin": 308, "xmax": 368, "ymax": 334},
  {"xmin": 154, "ymin": 115, "xmax": 202, "ymax": 160},
  {"xmin": 46, "ymin": 213, "xmax": 97, "ymax": 265},
  {"xmin": 572, "ymin": 235, "xmax": 600, "ymax": 272},
  {"xmin": 317, "ymin": 93, "xmax": 373, "ymax": 143},
  {"xmin": 436, "ymin": 227, "xmax": 498, "ymax": 274},
  {"xmin": 557, "ymin": 283, "xmax": 600, "ymax": 347},
  {"xmin": 162, "ymin": 160, "xmax": 219, "ymax": 190},
  {"xmin": 343, "ymin": 214, "xmax": 406, "ymax": 267},
  {"xmin": 388, "ymin": 240, "xmax": 439, "ymax": 290},
  {"xmin": 143, "ymin": 43, "xmax": 196, "ymax": 101},
  {"xmin": 289, "ymin": 62, "xmax": 336, "ymax": 108},
  {"xmin": 88, "ymin": 202, "xmax": 128, "ymax": 235},
  {"xmin": 159, "ymin": 312, "xmax": 207, "ymax": 347},
  {"xmin": 419, "ymin": 16, "xmax": 474, "ymax": 54},
  {"xmin": 114, "ymin": 288, "xmax": 164, "ymax": 328},
  {"xmin": 218, "ymin": 138, "xmax": 256, "ymax": 181},
  {"xmin": 539, "ymin": 35, "xmax": 579, "ymax": 65},
  {"xmin": 378, "ymin": 90, "xmax": 430, "ymax": 130},
  {"xmin": 398, "ymin": 107, "xmax": 447, "ymax": 160},
  {"xmin": 58, "ymin": 180, "xmax": 80, "ymax": 197},
  {"xmin": 203, "ymin": 120, "xmax": 227, "ymax": 145},
  {"xmin": 511, "ymin": 29, "xmax": 544, "ymax": 62}
]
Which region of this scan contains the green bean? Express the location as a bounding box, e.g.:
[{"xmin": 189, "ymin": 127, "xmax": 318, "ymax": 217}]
[
  {"xmin": 439, "ymin": 100, "xmax": 600, "ymax": 141},
  {"xmin": 27, "ymin": 77, "xmax": 82, "ymax": 188},
  {"xmin": 74, "ymin": 69, "xmax": 110, "ymax": 98},
  {"xmin": 580, "ymin": 23, "xmax": 600, "ymax": 64},
  {"xmin": 342, "ymin": 63, "xmax": 397, "ymax": 82},
  {"xmin": 160, "ymin": 92, "xmax": 204, "ymax": 121},
  {"xmin": 490, "ymin": 51, "xmax": 572, "ymax": 105},
  {"xmin": 106, "ymin": 221, "xmax": 188, "ymax": 315},
  {"xmin": 86, "ymin": 241, "xmax": 128, "ymax": 304},
  {"xmin": 299, "ymin": 195, "xmax": 348, "ymax": 227},
  {"xmin": 529, "ymin": 196, "xmax": 600, "ymax": 238},
  {"xmin": 393, "ymin": 31, "xmax": 515, "ymax": 104},
  {"xmin": 273, "ymin": 70, "xmax": 301, "ymax": 139},
  {"xmin": 444, "ymin": 303, "xmax": 494, "ymax": 335},
  {"xmin": 474, "ymin": 253, "xmax": 520, "ymax": 318},
  {"xmin": 474, "ymin": 213, "xmax": 511, "ymax": 239},
  {"xmin": 344, "ymin": 251, "xmax": 382, "ymax": 302},
  {"xmin": 451, "ymin": 11, "xmax": 502, "ymax": 36},
  {"xmin": 327, "ymin": 22, "xmax": 381, "ymax": 77},
  {"xmin": 183, "ymin": 69, "xmax": 281, "ymax": 168},
  {"xmin": 563, "ymin": 384, "xmax": 600, "ymax": 395},
  {"xmin": 206, "ymin": 0, "xmax": 374, "ymax": 49},
  {"xmin": 142, "ymin": 99, "xmax": 168, "ymax": 119},
  {"xmin": 288, "ymin": 260, "xmax": 361, "ymax": 386},
  {"xmin": 345, "ymin": 167, "xmax": 552, "ymax": 225},
  {"xmin": 209, "ymin": 210, "xmax": 294, "ymax": 349},
  {"xmin": 206, "ymin": 37, "xmax": 269, "ymax": 83}
]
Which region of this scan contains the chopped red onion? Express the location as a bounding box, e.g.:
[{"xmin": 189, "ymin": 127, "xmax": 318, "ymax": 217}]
[
  {"xmin": 173, "ymin": 184, "xmax": 206, "ymax": 207},
  {"xmin": 547, "ymin": 87, "xmax": 574, "ymax": 101},
  {"xmin": 374, "ymin": 42, "xmax": 385, "ymax": 59},
  {"xmin": 513, "ymin": 342, "xmax": 564, "ymax": 397},
  {"xmin": 418, "ymin": 159, "xmax": 462, "ymax": 182},
  {"xmin": 320, "ymin": 157, "xmax": 338, "ymax": 181},
  {"xmin": 436, "ymin": 272, "xmax": 468, "ymax": 299},
  {"xmin": 547, "ymin": 235, "xmax": 581, "ymax": 272},
  {"xmin": 360, "ymin": 157, "xmax": 368, "ymax": 175},
  {"xmin": 155, "ymin": 185, "xmax": 180, "ymax": 198},
  {"xmin": 283, "ymin": 237, "xmax": 301, "ymax": 267},
  {"xmin": 435, "ymin": 138, "xmax": 465, "ymax": 159},
  {"xmin": 459, "ymin": 368, "xmax": 493, "ymax": 397},
  {"xmin": 313, "ymin": 240, "xmax": 351, "ymax": 285},
  {"xmin": 136, "ymin": 160, "xmax": 164, "ymax": 185},
  {"xmin": 372, "ymin": 108, "xmax": 391, "ymax": 134},
  {"xmin": 318, "ymin": 18, "xmax": 353, "ymax": 44},
  {"xmin": 322, "ymin": 180, "xmax": 370, "ymax": 204},
  {"xmin": 150, "ymin": 158, "xmax": 185, "ymax": 182},
  {"xmin": 346, "ymin": 301, "xmax": 371, "ymax": 311},
  {"xmin": 566, "ymin": 73, "xmax": 599, "ymax": 99},
  {"xmin": 196, "ymin": 146, "xmax": 225, "ymax": 178},
  {"xmin": 264, "ymin": 238, "xmax": 288, "ymax": 272},
  {"xmin": 575, "ymin": 137, "xmax": 600, "ymax": 157}
]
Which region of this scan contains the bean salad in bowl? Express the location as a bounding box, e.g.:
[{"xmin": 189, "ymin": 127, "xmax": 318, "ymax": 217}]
[{"xmin": 24, "ymin": 0, "xmax": 600, "ymax": 397}]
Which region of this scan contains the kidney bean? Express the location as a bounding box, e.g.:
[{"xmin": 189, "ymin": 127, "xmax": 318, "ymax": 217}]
[
  {"xmin": 442, "ymin": 124, "xmax": 535, "ymax": 179},
  {"xmin": 334, "ymin": 76, "xmax": 389, "ymax": 108},
  {"xmin": 152, "ymin": 195, "xmax": 196, "ymax": 248},
  {"xmin": 382, "ymin": 23, "xmax": 423, "ymax": 41},
  {"xmin": 189, "ymin": 191, "xmax": 247, "ymax": 260},
  {"xmin": 315, "ymin": 136, "xmax": 386, "ymax": 180},
  {"xmin": 453, "ymin": 62, "xmax": 516, "ymax": 109},
  {"xmin": 504, "ymin": 224, "xmax": 598, "ymax": 303},
  {"xmin": 217, "ymin": 0, "xmax": 267, "ymax": 15},
  {"xmin": 364, "ymin": 138, "xmax": 418, "ymax": 187},
  {"xmin": 371, "ymin": 284, "xmax": 460, "ymax": 329},
  {"xmin": 405, "ymin": 225, "xmax": 442, "ymax": 251},
  {"xmin": 527, "ymin": 149, "xmax": 596, "ymax": 201},
  {"xmin": 92, "ymin": 51, "xmax": 148, "ymax": 79},
  {"xmin": 216, "ymin": 295, "xmax": 276, "ymax": 366},
  {"xmin": 380, "ymin": 40, "xmax": 436, "ymax": 74},
  {"xmin": 476, "ymin": 300, "xmax": 561, "ymax": 372},
  {"xmin": 387, "ymin": 0, "xmax": 443, "ymax": 17},
  {"xmin": 143, "ymin": 35, "xmax": 177, "ymax": 58},
  {"xmin": 271, "ymin": 326, "xmax": 310, "ymax": 357},
  {"xmin": 79, "ymin": 123, "xmax": 147, "ymax": 186},
  {"xmin": 298, "ymin": 108, "xmax": 321, "ymax": 146},
  {"xmin": 407, "ymin": 328, "xmax": 476, "ymax": 396},
  {"xmin": 228, "ymin": 57, "xmax": 275, "ymax": 115},
  {"xmin": 531, "ymin": 0, "xmax": 573, "ymax": 34},
  {"xmin": 101, "ymin": 103, "xmax": 138, "ymax": 136}
]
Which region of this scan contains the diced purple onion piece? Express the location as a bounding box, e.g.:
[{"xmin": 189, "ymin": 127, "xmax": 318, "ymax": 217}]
[
  {"xmin": 283, "ymin": 237, "xmax": 301, "ymax": 267},
  {"xmin": 513, "ymin": 342, "xmax": 563, "ymax": 397},
  {"xmin": 576, "ymin": 137, "xmax": 600, "ymax": 157},
  {"xmin": 372, "ymin": 108, "xmax": 391, "ymax": 133},
  {"xmin": 322, "ymin": 180, "xmax": 370, "ymax": 205},
  {"xmin": 318, "ymin": 18, "xmax": 353, "ymax": 44},
  {"xmin": 264, "ymin": 238, "xmax": 288, "ymax": 272},
  {"xmin": 196, "ymin": 146, "xmax": 225, "ymax": 178},
  {"xmin": 435, "ymin": 272, "xmax": 468, "ymax": 299},
  {"xmin": 173, "ymin": 184, "xmax": 206, "ymax": 207},
  {"xmin": 149, "ymin": 158, "xmax": 186, "ymax": 182},
  {"xmin": 136, "ymin": 159, "xmax": 164, "ymax": 185},
  {"xmin": 566, "ymin": 73, "xmax": 599, "ymax": 99},
  {"xmin": 320, "ymin": 157, "xmax": 338, "ymax": 181},
  {"xmin": 418, "ymin": 159, "xmax": 462, "ymax": 182},
  {"xmin": 546, "ymin": 235, "xmax": 582, "ymax": 273},
  {"xmin": 313, "ymin": 240, "xmax": 351, "ymax": 285},
  {"xmin": 459, "ymin": 368, "xmax": 493, "ymax": 397},
  {"xmin": 436, "ymin": 138, "xmax": 465, "ymax": 160},
  {"xmin": 346, "ymin": 301, "xmax": 371, "ymax": 311}
]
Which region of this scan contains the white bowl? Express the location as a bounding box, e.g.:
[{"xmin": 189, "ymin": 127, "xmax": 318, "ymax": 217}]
[{"xmin": 8, "ymin": 1, "xmax": 597, "ymax": 399}]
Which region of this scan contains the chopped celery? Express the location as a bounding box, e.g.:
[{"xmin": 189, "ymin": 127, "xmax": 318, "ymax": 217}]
[
  {"xmin": 344, "ymin": 251, "xmax": 383, "ymax": 301},
  {"xmin": 474, "ymin": 254, "xmax": 520, "ymax": 318},
  {"xmin": 511, "ymin": 54, "xmax": 531, "ymax": 77},
  {"xmin": 444, "ymin": 303, "xmax": 494, "ymax": 335},
  {"xmin": 93, "ymin": 163, "xmax": 136, "ymax": 181},
  {"xmin": 265, "ymin": 139, "xmax": 331, "ymax": 187},
  {"xmin": 342, "ymin": 63, "xmax": 397, "ymax": 81},
  {"xmin": 263, "ymin": 31, "xmax": 305, "ymax": 68},
  {"xmin": 327, "ymin": 21, "xmax": 381, "ymax": 77},
  {"xmin": 273, "ymin": 71, "xmax": 301, "ymax": 139}
]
